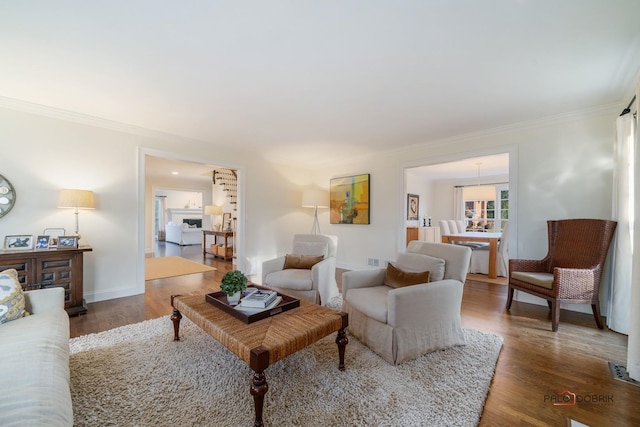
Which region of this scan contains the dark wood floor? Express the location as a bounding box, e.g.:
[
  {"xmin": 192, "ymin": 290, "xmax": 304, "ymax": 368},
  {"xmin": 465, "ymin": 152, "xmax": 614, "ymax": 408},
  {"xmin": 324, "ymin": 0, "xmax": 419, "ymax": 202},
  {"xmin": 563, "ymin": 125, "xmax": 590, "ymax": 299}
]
[{"xmin": 70, "ymin": 242, "xmax": 640, "ymax": 427}]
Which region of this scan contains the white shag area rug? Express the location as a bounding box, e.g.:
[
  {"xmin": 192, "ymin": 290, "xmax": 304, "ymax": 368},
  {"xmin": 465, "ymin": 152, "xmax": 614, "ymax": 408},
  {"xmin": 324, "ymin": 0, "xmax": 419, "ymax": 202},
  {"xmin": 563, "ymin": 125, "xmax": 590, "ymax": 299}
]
[{"xmin": 70, "ymin": 316, "xmax": 502, "ymax": 426}]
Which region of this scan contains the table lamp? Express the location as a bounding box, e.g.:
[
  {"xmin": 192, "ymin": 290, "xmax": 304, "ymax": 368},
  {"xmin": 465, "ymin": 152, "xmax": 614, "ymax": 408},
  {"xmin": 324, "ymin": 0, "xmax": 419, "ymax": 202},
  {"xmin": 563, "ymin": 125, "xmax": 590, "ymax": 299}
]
[
  {"xmin": 204, "ymin": 205, "xmax": 223, "ymax": 230},
  {"xmin": 57, "ymin": 189, "xmax": 96, "ymax": 240}
]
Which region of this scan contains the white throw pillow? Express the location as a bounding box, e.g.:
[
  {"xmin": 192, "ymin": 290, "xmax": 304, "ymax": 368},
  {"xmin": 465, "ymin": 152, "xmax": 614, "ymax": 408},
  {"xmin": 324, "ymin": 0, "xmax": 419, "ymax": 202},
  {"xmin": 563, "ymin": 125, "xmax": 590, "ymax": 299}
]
[{"xmin": 396, "ymin": 253, "xmax": 446, "ymax": 282}]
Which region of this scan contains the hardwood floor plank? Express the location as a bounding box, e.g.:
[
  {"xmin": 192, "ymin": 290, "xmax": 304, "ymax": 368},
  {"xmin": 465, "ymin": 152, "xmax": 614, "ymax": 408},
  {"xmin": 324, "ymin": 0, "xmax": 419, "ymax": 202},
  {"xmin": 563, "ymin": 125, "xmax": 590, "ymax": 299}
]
[{"xmin": 69, "ymin": 244, "xmax": 640, "ymax": 426}]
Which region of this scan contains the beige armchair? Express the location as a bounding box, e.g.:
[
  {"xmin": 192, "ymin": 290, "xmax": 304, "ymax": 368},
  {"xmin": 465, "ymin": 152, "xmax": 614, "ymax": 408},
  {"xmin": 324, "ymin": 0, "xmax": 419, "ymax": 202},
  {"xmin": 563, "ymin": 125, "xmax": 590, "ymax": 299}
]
[
  {"xmin": 342, "ymin": 241, "xmax": 472, "ymax": 365},
  {"xmin": 262, "ymin": 234, "xmax": 339, "ymax": 305}
]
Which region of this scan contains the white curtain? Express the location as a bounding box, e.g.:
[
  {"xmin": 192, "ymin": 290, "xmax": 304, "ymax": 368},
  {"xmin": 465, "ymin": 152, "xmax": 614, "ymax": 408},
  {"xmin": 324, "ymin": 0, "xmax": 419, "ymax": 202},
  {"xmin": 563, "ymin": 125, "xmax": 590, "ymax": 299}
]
[
  {"xmin": 630, "ymin": 85, "xmax": 640, "ymax": 380},
  {"xmin": 608, "ymin": 112, "xmax": 635, "ymax": 333},
  {"xmin": 453, "ymin": 187, "xmax": 464, "ymax": 220}
]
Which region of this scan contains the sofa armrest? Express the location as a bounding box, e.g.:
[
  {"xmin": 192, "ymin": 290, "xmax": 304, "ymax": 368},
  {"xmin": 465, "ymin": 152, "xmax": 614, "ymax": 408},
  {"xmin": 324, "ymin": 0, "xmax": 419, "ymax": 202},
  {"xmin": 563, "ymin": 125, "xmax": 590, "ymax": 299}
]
[
  {"xmin": 342, "ymin": 268, "xmax": 386, "ymax": 300},
  {"xmin": 261, "ymin": 256, "xmax": 286, "ymax": 284},
  {"xmin": 387, "ymin": 279, "xmax": 463, "ymax": 328},
  {"xmin": 23, "ymin": 287, "xmax": 65, "ymax": 314}
]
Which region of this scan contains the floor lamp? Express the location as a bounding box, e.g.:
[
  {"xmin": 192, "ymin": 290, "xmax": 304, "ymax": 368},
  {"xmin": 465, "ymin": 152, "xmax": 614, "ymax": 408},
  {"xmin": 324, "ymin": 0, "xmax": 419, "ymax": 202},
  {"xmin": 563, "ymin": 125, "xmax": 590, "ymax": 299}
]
[{"xmin": 302, "ymin": 188, "xmax": 329, "ymax": 235}]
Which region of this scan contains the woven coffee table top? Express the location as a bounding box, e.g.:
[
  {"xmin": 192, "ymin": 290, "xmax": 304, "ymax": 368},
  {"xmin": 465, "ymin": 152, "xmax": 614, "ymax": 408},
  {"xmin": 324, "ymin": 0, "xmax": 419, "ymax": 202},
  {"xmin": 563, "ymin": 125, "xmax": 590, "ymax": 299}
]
[{"xmin": 172, "ymin": 293, "xmax": 346, "ymax": 367}]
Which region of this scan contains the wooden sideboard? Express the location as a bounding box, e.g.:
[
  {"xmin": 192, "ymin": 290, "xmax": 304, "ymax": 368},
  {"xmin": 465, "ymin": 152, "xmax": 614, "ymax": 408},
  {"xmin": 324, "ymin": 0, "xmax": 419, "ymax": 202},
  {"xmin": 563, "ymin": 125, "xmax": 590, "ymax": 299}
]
[
  {"xmin": 0, "ymin": 246, "xmax": 92, "ymax": 316},
  {"xmin": 406, "ymin": 227, "xmax": 441, "ymax": 245}
]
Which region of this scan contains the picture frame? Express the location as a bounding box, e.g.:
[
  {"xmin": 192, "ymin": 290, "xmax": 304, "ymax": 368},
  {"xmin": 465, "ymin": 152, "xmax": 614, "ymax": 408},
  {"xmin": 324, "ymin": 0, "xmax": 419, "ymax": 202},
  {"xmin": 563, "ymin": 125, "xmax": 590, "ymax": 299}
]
[
  {"xmin": 330, "ymin": 174, "xmax": 370, "ymax": 224},
  {"xmin": 57, "ymin": 236, "xmax": 78, "ymax": 249},
  {"xmin": 4, "ymin": 235, "xmax": 34, "ymax": 250},
  {"xmin": 44, "ymin": 228, "xmax": 65, "ymax": 248},
  {"xmin": 407, "ymin": 194, "xmax": 419, "ymax": 220},
  {"xmin": 35, "ymin": 235, "xmax": 50, "ymax": 250}
]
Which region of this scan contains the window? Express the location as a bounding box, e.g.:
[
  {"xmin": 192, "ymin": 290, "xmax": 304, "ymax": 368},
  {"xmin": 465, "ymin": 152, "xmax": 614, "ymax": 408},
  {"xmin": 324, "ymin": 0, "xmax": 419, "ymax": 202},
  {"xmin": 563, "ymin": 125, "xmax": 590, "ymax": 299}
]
[{"xmin": 462, "ymin": 185, "xmax": 508, "ymax": 231}]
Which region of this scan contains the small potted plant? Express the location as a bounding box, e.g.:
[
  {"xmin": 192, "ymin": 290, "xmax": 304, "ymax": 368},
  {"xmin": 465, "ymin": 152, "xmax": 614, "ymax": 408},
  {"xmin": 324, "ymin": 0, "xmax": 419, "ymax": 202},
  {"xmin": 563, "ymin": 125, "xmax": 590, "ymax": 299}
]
[{"xmin": 220, "ymin": 270, "xmax": 247, "ymax": 305}]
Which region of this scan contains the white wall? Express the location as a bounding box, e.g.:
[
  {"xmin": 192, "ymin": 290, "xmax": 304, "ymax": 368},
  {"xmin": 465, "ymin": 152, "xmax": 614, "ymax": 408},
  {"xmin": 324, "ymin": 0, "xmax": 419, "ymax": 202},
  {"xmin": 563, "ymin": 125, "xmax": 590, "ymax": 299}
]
[
  {"xmin": 314, "ymin": 107, "xmax": 618, "ymax": 312},
  {"xmin": 0, "ymin": 104, "xmax": 314, "ymax": 303},
  {"xmin": 0, "ymin": 101, "xmax": 619, "ymax": 316}
]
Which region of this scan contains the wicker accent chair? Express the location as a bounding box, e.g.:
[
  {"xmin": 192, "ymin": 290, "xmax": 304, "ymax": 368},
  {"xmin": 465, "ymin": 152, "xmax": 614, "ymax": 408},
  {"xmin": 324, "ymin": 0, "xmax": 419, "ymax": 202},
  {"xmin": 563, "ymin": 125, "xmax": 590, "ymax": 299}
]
[{"xmin": 506, "ymin": 219, "xmax": 617, "ymax": 332}]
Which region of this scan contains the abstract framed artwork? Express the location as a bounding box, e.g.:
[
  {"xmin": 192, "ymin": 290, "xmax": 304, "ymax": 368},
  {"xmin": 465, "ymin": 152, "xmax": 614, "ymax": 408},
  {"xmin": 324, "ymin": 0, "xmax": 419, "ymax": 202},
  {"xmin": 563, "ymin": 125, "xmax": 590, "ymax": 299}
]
[
  {"xmin": 330, "ymin": 174, "xmax": 370, "ymax": 224},
  {"xmin": 407, "ymin": 194, "xmax": 419, "ymax": 220}
]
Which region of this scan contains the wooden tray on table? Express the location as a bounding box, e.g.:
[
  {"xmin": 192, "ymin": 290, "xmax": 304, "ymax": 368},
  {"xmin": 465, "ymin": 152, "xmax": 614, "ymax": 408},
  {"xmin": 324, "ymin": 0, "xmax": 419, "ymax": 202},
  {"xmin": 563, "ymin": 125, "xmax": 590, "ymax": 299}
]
[{"xmin": 205, "ymin": 285, "xmax": 300, "ymax": 324}]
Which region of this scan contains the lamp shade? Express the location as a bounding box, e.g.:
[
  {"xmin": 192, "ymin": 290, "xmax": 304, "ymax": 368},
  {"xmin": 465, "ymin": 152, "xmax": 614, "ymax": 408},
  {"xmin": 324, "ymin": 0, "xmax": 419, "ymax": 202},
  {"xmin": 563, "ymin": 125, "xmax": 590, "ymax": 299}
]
[
  {"xmin": 58, "ymin": 189, "xmax": 96, "ymax": 209},
  {"xmin": 463, "ymin": 185, "xmax": 495, "ymax": 201},
  {"xmin": 302, "ymin": 188, "xmax": 329, "ymax": 208},
  {"xmin": 204, "ymin": 205, "xmax": 223, "ymax": 215}
]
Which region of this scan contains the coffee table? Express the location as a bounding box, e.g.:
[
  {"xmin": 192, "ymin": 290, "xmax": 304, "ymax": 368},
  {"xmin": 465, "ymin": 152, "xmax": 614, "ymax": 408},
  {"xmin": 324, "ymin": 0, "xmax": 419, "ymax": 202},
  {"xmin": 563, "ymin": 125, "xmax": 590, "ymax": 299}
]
[{"xmin": 170, "ymin": 293, "xmax": 348, "ymax": 427}]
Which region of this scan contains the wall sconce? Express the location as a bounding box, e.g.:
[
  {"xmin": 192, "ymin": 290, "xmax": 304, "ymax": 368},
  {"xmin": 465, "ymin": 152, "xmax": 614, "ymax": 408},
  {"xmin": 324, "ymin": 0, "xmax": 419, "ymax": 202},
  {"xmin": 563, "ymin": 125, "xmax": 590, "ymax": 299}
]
[
  {"xmin": 302, "ymin": 188, "xmax": 329, "ymax": 235},
  {"xmin": 204, "ymin": 205, "xmax": 223, "ymax": 231},
  {"xmin": 57, "ymin": 189, "xmax": 95, "ymax": 239}
]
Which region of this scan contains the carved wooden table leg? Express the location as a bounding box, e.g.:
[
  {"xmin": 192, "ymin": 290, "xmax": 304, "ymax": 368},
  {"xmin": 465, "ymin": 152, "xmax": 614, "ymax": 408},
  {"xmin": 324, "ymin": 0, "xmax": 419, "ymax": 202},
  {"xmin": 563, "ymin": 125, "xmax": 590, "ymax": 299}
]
[
  {"xmin": 171, "ymin": 309, "xmax": 182, "ymax": 341},
  {"xmin": 250, "ymin": 370, "xmax": 268, "ymax": 427},
  {"xmin": 249, "ymin": 346, "xmax": 270, "ymax": 427},
  {"xmin": 336, "ymin": 328, "xmax": 348, "ymax": 371},
  {"xmin": 336, "ymin": 312, "xmax": 349, "ymax": 371}
]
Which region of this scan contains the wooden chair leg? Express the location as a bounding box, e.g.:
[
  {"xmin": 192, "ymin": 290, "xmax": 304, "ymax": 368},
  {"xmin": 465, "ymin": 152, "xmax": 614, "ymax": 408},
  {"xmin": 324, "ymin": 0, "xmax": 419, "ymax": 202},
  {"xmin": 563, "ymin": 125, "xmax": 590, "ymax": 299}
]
[
  {"xmin": 550, "ymin": 300, "xmax": 560, "ymax": 332},
  {"xmin": 591, "ymin": 303, "xmax": 605, "ymax": 329},
  {"xmin": 506, "ymin": 286, "xmax": 514, "ymax": 310}
]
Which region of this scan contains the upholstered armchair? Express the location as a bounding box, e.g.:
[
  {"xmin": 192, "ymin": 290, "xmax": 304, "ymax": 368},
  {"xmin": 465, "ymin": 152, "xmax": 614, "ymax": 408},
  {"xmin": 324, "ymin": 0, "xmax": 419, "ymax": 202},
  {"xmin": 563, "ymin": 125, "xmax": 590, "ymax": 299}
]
[
  {"xmin": 262, "ymin": 234, "xmax": 339, "ymax": 306},
  {"xmin": 342, "ymin": 241, "xmax": 472, "ymax": 365},
  {"xmin": 507, "ymin": 219, "xmax": 617, "ymax": 331}
]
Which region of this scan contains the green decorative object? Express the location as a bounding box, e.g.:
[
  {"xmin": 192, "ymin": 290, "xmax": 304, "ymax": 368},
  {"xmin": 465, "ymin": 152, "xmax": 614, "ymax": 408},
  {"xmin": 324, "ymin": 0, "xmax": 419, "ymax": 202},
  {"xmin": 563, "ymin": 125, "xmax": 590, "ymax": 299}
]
[{"xmin": 220, "ymin": 270, "xmax": 248, "ymax": 296}]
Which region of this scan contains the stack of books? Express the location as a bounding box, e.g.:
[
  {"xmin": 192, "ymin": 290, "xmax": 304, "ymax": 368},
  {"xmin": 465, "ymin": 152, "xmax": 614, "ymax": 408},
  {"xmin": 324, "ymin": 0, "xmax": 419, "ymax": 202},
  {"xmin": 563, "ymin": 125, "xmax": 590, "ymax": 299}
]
[{"xmin": 240, "ymin": 289, "xmax": 279, "ymax": 308}]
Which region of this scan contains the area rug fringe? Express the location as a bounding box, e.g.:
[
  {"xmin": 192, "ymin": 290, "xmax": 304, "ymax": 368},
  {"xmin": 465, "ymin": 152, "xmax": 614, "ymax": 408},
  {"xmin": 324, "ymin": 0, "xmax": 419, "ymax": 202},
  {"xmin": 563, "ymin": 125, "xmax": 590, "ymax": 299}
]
[{"xmin": 70, "ymin": 316, "xmax": 502, "ymax": 426}]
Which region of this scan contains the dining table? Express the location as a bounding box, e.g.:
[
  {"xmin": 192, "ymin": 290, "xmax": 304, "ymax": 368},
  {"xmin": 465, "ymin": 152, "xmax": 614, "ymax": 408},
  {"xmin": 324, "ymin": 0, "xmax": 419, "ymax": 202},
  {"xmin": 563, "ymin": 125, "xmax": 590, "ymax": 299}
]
[{"xmin": 441, "ymin": 231, "xmax": 502, "ymax": 278}]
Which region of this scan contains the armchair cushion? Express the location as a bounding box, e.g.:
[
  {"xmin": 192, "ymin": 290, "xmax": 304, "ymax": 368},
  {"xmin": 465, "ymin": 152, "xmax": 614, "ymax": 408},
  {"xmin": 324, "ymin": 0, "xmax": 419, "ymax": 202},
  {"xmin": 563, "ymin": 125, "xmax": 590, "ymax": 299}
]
[
  {"xmin": 396, "ymin": 253, "xmax": 445, "ymax": 281},
  {"xmin": 346, "ymin": 286, "xmax": 391, "ymax": 323},
  {"xmin": 283, "ymin": 254, "xmax": 324, "ymax": 270},
  {"xmin": 384, "ymin": 263, "xmax": 430, "ymax": 288},
  {"xmin": 511, "ymin": 271, "xmax": 553, "ymax": 289},
  {"xmin": 264, "ymin": 269, "xmax": 313, "ymax": 290}
]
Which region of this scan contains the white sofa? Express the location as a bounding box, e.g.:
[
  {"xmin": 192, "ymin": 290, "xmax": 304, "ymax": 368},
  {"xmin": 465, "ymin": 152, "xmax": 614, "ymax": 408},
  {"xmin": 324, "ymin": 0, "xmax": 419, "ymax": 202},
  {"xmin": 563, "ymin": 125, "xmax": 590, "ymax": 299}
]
[
  {"xmin": 165, "ymin": 222, "xmax": 203, "ymax": 246},
  {"xmin": 0, "ymin": 287, "xmax": 73, "ymax": 426}
]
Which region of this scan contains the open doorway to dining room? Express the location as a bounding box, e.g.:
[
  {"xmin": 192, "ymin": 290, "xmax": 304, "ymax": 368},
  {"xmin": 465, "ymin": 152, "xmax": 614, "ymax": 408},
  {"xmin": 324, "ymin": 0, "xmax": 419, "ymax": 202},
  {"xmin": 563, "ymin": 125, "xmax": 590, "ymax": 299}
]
[{"xmin": 402, "ymin": 148, "xmax": 517, "ymax": 284}]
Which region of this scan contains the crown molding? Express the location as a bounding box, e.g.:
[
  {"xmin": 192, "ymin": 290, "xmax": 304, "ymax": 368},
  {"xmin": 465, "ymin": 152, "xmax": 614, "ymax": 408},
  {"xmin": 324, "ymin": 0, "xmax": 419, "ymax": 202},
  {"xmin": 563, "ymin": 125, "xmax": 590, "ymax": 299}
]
[
  {"xmin": 383, "ymin": 102, "xmax": 623, "ymax": 156},
  {"xmin": 0, "ymin": 96, "xmax": 204, "ymax": 144}
]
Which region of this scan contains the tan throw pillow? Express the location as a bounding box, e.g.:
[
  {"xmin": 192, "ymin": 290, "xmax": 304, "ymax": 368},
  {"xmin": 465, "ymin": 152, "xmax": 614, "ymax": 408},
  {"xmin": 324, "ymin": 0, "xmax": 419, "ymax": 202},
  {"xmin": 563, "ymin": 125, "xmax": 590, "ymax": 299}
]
[
  {"xmin": 384, "ymin": 263, "xmax": 430, "ymax": 289},
  {"xmin": 283, "ymin": 254, "xmax": 324, "ymax": 270},
  {"xmin": 0, "ymin": 269, "xmax": 29, "ymax": 323}
]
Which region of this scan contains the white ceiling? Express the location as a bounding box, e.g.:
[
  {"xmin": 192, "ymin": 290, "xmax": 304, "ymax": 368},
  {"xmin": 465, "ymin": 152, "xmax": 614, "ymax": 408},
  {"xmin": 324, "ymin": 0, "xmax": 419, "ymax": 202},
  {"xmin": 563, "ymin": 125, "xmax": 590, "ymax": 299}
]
[{"xmin": 2, "ymin": 1, "xmax": 639, "ymax": 171}]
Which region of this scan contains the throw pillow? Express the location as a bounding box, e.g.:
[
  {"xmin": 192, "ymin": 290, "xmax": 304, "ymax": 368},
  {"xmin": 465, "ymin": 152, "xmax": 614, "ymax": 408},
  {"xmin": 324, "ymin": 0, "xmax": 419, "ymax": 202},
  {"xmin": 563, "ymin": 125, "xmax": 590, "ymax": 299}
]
[
  {"xmin": 396, "ymin": 253, "xmax": 446, "ymax": 282},
  {"xmin": 384, "ymin": 263, "xmax": 430, "ymax": 289},
  {"xmin": 283, "ymin": 254, "xmax": 324, "ymax": 270},
  {"xmin": 0, "ymin": 269, "xmax": 29, "ymax": 323}
]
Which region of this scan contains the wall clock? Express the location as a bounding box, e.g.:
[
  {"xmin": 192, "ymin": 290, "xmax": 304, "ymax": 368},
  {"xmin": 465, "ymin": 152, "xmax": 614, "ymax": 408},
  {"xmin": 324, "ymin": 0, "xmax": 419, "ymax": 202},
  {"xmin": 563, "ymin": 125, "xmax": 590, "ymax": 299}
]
[{"xmin": 0, "ymin": 174, "xmax": 16, "ymax": 218}]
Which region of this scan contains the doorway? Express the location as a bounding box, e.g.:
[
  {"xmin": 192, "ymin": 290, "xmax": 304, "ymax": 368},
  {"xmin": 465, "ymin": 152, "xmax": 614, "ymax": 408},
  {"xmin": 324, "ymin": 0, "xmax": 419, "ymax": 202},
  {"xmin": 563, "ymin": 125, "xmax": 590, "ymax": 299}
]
[
  {"xmin": 137, "ymin": 148, "xmax": 245, "ymax": 295},
  {"xmin": 400, "ymin": 147, "xmax": 517, "ymax": 261}
]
